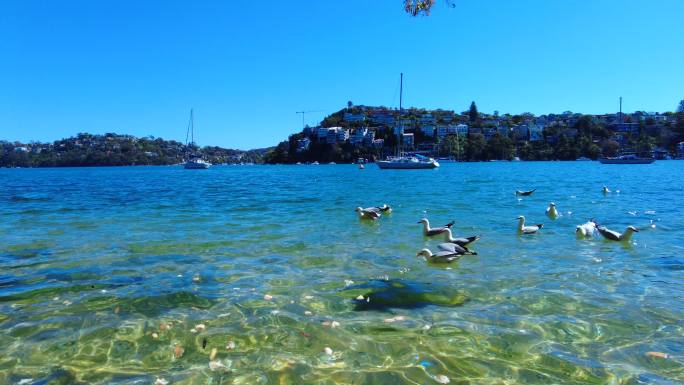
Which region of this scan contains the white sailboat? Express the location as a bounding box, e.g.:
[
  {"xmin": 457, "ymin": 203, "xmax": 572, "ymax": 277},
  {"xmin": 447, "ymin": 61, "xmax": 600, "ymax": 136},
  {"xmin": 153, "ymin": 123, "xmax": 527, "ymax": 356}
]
[
  {"xmin": 183, "ymin": 109, "xmax": 212, "ymax": 169},
  {"xmin": 376, "ymin": 73, "xmax": 439, "ymax": 170}
]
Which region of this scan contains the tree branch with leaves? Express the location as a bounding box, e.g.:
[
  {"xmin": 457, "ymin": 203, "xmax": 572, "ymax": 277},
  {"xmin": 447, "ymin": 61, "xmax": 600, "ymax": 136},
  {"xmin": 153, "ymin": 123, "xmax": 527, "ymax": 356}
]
[{"xmin": 404, "ymin": 0, "xmax": 455, "ymax": 16}]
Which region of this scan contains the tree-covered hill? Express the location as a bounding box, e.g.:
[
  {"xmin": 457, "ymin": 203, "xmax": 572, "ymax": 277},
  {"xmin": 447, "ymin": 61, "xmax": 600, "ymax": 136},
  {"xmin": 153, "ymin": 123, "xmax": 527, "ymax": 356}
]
[{"xmin": 1, "ymin": 133, "xmax": 269, "ymax": 168}]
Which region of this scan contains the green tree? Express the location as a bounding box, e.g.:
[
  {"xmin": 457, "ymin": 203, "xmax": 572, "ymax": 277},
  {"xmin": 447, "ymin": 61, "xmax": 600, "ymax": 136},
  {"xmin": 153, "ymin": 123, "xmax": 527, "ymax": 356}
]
[
  {"xmin": 635, "ymin": 135, "xmax": 656, "ymax": 155},
  {"xmin": 469, "ymin": 101, "xmax": 479, "ymax": 123},
  {"xmin": 404, "ymin": 0, "xmax": 454, "ymax": 16},
  {"xmin": 442, "ymin": 134, "xmax": 466, "ymax": 160},
  {"xmin": 601, "ymin": 140, "xmax": 621, "ymax": 157},
  {"xmin": 465, "ymin": 133, "xmax": 486, "ymax": 161},
  {"xmin": 486, "ymin": 133, "xmax": 514, "ymax": 160}
]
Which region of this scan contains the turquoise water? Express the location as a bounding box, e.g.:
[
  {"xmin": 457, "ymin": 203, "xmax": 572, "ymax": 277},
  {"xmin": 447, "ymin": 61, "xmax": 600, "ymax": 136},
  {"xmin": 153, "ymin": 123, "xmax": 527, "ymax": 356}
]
[{"xmin": 1, "ymin": 162, "xmax": 683, "ymax": 385}]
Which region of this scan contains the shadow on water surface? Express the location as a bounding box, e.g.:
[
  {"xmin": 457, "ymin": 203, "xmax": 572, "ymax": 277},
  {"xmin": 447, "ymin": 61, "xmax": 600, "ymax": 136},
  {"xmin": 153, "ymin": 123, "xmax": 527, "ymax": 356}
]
[{"xmin": 345, "ymin": 279, "xmax": 468, "ymax": 311}]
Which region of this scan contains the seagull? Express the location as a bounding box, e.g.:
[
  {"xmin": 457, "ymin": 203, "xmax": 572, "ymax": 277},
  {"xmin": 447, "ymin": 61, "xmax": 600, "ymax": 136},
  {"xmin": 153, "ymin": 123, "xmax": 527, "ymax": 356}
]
[
  {"xmin": 546, "ymin": 202, "xmax": 559, "ymax": 219},
  {"xmin": 437, "ymin": 242, "xmax": 477, "ymax": 255},
  {"xmin": 575, "ymin": 220, "xmax": 597, "ymax": 238},
  {"xmin": 418, "ymin": 218, "xmax": 455, "ymax": 237},
  {"xmin": 417, "ymin": 244, "xmax": 476, "ymax": 263},
  {"xmin": 517, "ymin": 216, "xmax": 543, "ymax": 234},
  {"xmin": 371, "ymin": 204, "xmax": 392, "ymax": 213},
  {"xmin": 442, "ymin": 228, "xmax": 481, "ymax": 247},
  {"xmin": 597, "ymin": 225, "xmax": 639, "ymax": 242},
  {"xmin": 355, "ymin": 207, "xmax": 382, "ymax": 220},
  {"xmin": 516, "ymin": 189, "xmax": 536, "ymax": 196},
  {"xmin": 602, "ymin": 186, "xmax": 611, "ymax": 194}
]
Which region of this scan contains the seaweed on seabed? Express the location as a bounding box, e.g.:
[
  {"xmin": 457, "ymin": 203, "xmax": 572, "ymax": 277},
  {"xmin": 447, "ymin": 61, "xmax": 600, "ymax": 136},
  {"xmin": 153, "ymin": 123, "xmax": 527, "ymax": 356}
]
[{"xmin": 345, "ymin": 279, "xmax": 468, "ymax": 311}]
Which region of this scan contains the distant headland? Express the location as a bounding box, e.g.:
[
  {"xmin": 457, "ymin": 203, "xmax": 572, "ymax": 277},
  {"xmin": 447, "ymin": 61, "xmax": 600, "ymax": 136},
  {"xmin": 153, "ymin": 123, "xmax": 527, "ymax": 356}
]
[
  {"xmin": 264, "ymin": 101, "xmax": 684, "ymax": 164},
  {"xmin": 0, "ymin": 133, "xmax": 269, "ymax": 168}
]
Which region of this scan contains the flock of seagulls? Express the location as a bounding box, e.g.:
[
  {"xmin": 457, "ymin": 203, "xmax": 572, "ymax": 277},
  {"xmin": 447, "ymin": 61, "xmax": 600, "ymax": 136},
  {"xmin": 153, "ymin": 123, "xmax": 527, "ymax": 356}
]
[{"xmin": 356, "ymin": 185, "xmax": 641, "ymax": 264}]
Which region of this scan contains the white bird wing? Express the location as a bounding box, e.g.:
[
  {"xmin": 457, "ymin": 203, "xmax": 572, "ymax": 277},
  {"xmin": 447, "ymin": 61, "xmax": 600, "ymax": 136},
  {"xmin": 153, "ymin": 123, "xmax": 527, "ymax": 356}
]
[
  {"xmin": 430, "ymin": 251, "xmax": 461, "ymax": 263},
  {"xmin": 426, "ymin": 226, "xmax": 448, "ymax": 236},
  {"xmin": 437, "ymin": 243, "xmax": 467, "ymax": 254}
]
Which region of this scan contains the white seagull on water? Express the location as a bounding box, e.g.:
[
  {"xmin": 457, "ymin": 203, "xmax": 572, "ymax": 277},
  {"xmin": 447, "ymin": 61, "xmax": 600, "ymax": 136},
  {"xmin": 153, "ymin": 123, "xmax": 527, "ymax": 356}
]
[
  {"xmin": 597, "ymin": 225, "xmax": 639, "ymax": 242},
  {"xmin": 418, "ymin": 218, "xmax": 455, "ymax": 237},
  {"xmin": 355, "ymin": 204, "xmax": 392, "ymax": 220},
  {"xmin": 517, "ymin": 216, "xmax": 543, "ymax": 234},
  {"xmin": 546, "ymin": 202, "xmax": 559, "ymax": 219},
  {"xmin": 575, "ymin": 220, "xmax": 597, "ymax": 238},
  {"xmin": 442, "ymin": 228, "xmax": 481, "ymax": 247},
  {"xmin": 417, "ymin": 243, "xmax": 477, "ymax": 263}
]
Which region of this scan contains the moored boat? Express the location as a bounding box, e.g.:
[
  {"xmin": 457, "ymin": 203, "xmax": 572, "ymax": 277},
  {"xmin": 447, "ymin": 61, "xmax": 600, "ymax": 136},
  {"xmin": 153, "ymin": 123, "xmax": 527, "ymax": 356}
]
[
  {"xmin": 377, "ymin": 154, "xmax": 440, "ymax": 169},
  {"xmin": 377, "ymin": 73, "xmax": 439, "ymax": 170},
  {"xmin": 599, "ymin": 154, "xmax": 655, "ymax": 164},
  {"xmin": 183, "ymin": 109, "xmax": 212, "ymax": 169}
]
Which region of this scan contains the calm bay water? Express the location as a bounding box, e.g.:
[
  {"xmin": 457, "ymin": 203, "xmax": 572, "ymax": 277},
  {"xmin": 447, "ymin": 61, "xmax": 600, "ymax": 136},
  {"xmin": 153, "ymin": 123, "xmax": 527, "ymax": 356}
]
[{"xmin": 1, "ymin": 162, "xmax": 683, "ymax": 385}]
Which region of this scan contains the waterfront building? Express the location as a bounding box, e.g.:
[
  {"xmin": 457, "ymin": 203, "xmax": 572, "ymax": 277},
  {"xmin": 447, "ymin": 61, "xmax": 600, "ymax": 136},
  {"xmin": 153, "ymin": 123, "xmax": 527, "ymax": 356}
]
[
  {"xmin": 402, "ymin": 133, "xmax": 414, "ymax": 149},
  {"xmin": 336, "ymin": 129, "xmax": 350, "ymax": 143},
  {"xmin": 297, "ymin": 138, "xmax": 311, "ymax": 152},
  {"xmin": 483, "ymin": 128, "xmax": 497, "ymax": 139},
  {"xmin": 349, "ymin": 128, "xmax": 368, "ymax": 146},
  {"xmin": 529, "ymin": 125, "xmax": 544, "ymax": 141},
  {"xmin": 611, "ymin": 123, "xmax": 640, "ymax": 134},
  {"xmin": 511, "ymin": 125, "xmax": 529, "ymax": 140},
  {"xmin": 421, "ymin": 124, "xmax": 435, "ymax": 137},
  {"xmin": 315, "ymin": 127, "xmax": 331, "ymax": 140},
  {"xmin": 419, "ymin": 113, "xmax": 436, "ymax": 125},
  {"xmin": 343, "ymin": 112, "xmax": 366, "ymax": 122},
  {"xmin": 369, "ymin": 110, "xmax": 396, "ymax": 126},
  {"xmin": 438, "ymin": 111, "xmax": 454, "ymax": 123}
]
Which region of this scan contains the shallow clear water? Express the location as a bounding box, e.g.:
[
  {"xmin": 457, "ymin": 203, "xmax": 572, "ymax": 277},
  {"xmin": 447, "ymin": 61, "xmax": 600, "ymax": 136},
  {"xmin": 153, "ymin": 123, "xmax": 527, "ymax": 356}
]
[{"xmin": 1, "ymin": 162, "xmax": 683, "ymax": 385}]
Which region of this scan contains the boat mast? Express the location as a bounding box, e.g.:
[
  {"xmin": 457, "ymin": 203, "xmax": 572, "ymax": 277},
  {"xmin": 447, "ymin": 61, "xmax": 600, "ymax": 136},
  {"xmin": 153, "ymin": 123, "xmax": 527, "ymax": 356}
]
[
  {"xmin": 619, "ymin": 97, "xmax": 622, "ymax": 125},
  {"xmin": 398, "ymin": 73, "xmax": 403, "ymax": 156},
  {"xmin": 399, "ymin": 73, "xmax": 403, "ymax": 111},
  {"xmin": 190, "ymin": 108, "xmax": 195, "ymax": 145}
]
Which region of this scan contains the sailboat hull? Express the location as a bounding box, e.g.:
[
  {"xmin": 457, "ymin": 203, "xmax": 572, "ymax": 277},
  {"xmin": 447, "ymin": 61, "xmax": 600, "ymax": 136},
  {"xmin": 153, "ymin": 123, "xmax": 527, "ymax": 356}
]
[
  {"xmin": 184, "ymin": 160, "xmax": 211, "ymax": 169},
  {"xmin": 377, "ymin": 159, "xmax": 439, "ymax": 169}
]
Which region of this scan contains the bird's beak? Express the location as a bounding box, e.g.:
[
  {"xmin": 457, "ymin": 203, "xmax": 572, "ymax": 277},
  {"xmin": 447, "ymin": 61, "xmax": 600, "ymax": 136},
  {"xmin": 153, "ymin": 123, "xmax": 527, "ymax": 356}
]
[
  {"xmin": 633, "ymin": 228, "xmax": 640, "ymax": 232},
  {"xmin": 416, "ymin": 221, "xmax": 421, "ymax": 224}
]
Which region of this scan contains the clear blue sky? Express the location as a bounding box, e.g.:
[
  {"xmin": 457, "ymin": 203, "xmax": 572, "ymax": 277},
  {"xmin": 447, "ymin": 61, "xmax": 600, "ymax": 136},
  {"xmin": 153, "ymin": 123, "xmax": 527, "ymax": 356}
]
[{"xmin": 2, "ymin": 1, "xmax": 683, "ymax": 149}]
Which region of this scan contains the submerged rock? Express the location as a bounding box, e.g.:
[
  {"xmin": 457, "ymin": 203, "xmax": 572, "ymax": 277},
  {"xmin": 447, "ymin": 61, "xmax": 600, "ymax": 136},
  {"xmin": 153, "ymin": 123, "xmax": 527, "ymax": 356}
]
[{"xmin": 345, "ymin": 279, "xmax": 468, "ymax": 311}]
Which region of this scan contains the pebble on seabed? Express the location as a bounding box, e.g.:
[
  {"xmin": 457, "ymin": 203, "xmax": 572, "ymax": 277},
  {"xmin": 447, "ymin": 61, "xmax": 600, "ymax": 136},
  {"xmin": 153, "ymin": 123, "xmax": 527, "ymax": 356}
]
[
  {"xmin": 384, "ymin": 316, "xmax": 406, "ymax": 323},
  {"xmin": 264, "ymin": 294, "xmax": 273, "ymax": 301},
  {"xmin": 646, "ymin": 351, "xmax": 669, "ymax": 359},
  {"xmin": 195, "ymin": 324, "xmax": 206, "ymax": 332},
  {"xmin": 160, "ymin": 323, "xmax": 171, "ymax": 331},
  {"xmin": 151, "ymin": 332, "xmax": 159, "ymax": 339},
  {"xmin": 322, "ymin": 320, "xmax": 340, "ymax": 328},
  {"xmin": 304, "ymin": 310, "xmax": 313, "ymax": 316},
  {"xmin": 226, "ymin": 340, "xmax": 236, "ymax": 350},
  {"xmin": 173, "ymin": 345, "xmax": 184, "ymax": 359},
  {"xmin": 356, "ymin": 295, "xmax": 365, "ymax": 300},
  {"xmin": 324, "ymin": 347, "xmax": 333, "ymax": 356},
  {"xmin": 155, "ymin": 378, "xmax": 169, "ymax": 385},
  {"xmin": 209, "ymin": 360, "xmax": 227, "ymax": 371},
  {"xmin": 210, "ymin": 347, "xmax": 218, "ymax": 360},
  {"xmin": 434, "ymin": 374, "xmax": 450, "ymax": 384}
]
